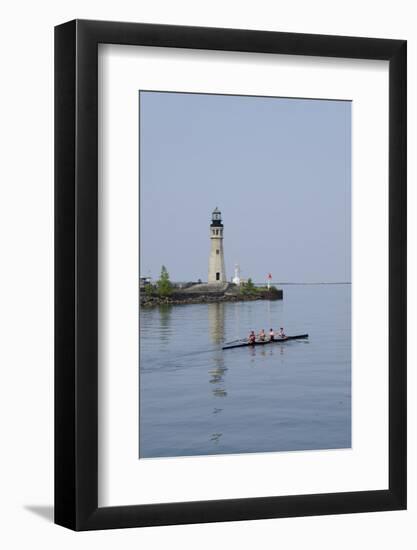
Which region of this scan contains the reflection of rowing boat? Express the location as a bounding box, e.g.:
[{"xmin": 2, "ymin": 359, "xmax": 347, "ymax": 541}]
[{"xmin": 222, "ymin": 334, "xmax": 309, "ymax": 350}]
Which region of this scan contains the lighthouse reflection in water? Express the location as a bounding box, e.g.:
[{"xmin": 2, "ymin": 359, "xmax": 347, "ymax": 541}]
[{"xmin": 139, "ymin": 284, "xmax": 351, "ymax": 458}]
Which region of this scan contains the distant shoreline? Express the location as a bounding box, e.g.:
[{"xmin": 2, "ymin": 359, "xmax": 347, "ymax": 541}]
[{"xmin": 264, "ymin": 282, "xmax": 351, "ymax": 286}]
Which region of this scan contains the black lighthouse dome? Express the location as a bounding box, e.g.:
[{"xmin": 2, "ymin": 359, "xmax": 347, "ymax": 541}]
[{"xmin": 211, "ymin": 207, "xmax": 223, "ymax": 227}]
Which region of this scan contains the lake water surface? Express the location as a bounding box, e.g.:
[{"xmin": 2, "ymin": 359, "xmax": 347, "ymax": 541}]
[{"xmin": 139, "ymin": 284, "xmax": 351, "ymax": 458}]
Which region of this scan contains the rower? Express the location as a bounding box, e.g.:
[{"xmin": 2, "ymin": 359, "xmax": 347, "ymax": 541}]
[
  {"xmin": 248, "ymin": 330, "xmax": 256, "ymax": 344},
  {"xmin": 278, "ymin": 327, "xmax": 286, "ymax": 339},
  {"xmin": 269, "ymin": 328, "xmax": 275, "ymax": 341},
  {"xmin": 259, "ymin": 329, "xmax": 266, "ymax": 341}
]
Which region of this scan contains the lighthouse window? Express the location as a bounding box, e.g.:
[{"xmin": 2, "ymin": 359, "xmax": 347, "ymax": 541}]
[
  {"xmin": 216, "ymin": 229, "xmax": 219, "ymax": 235},
  {"xmin": 216, "ymin": 272, "xmax": 220, "ymax": 281},
  {"xmin": 216, "ymin": 249, "xmax": 219, "ymax": 254}
]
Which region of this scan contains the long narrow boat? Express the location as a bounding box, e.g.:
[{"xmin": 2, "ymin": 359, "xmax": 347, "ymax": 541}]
[{"xmin": 222, "ymin": 334, "xmax": 308, "ymax": 350}]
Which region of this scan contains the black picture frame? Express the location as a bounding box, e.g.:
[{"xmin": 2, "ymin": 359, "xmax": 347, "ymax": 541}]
[{"xmin": 55, "ymin": 19, "xmax": 407, "ymax": 531}]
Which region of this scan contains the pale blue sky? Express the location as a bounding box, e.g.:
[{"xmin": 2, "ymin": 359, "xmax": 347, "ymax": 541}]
[{"xmin": 140, "ymin": 91, "xmax": 351, "ymax": 283}]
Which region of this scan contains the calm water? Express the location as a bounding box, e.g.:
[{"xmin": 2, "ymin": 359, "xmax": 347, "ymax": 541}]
[{"xmin": 139, "ymin": 284, "xmax": 351, "ymax": 458}]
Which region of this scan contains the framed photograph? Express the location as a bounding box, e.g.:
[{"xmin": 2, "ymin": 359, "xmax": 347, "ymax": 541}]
[{"xmin": 55, "ymin": 20, "xmax": 406, "ymax": 530}]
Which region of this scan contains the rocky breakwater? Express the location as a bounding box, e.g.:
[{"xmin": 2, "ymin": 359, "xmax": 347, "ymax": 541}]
[{"xmin": 140, "ymin": 282, "xmax": 283, "ymax": 307}]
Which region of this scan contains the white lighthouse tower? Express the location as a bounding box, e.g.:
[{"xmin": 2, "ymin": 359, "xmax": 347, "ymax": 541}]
[{"xmin": 208, "ymin": 207, "xmax": 226, "ymax": 283}]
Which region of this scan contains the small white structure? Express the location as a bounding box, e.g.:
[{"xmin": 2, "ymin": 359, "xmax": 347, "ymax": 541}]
[
  {"xmin": 139, "ymin": 276, "xmax": 152, "ymax": 289},
  {"xmin": 232, "ymin": 264, "xmax": 241, "ymax": 286},
  {"xmin": 208, "ymin": 207, "xmax": 226, "ymax": 283}
]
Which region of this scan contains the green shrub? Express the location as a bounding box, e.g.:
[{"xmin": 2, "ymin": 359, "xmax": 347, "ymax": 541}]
[
  {"xmin": 241, "ymin": 277, "xmax": 257, "ymax": 295},
  {"xmin": 144, "ymin": 283, "xmax": 154, "ymax": 297},
  {"xmin": 156, "ymin": 265, "xmax": 172, "ymax": 297}
]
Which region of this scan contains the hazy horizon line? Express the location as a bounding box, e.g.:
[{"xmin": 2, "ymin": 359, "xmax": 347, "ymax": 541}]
[
  {"xmin": 141, "ymin": 277, "xmax": 352, "ymax": 286},
  {"xmin": 270, "ymin": 282, "xmax": 351, "ymax": 285}
]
